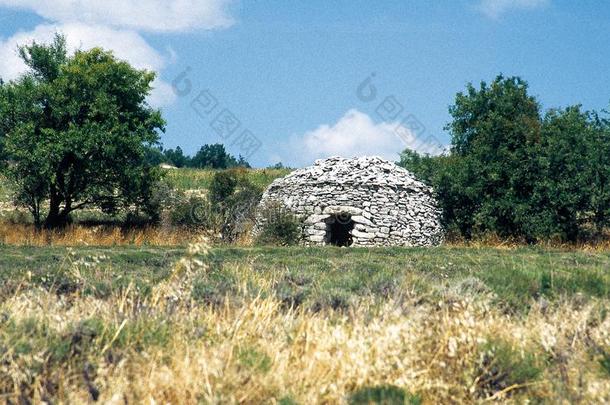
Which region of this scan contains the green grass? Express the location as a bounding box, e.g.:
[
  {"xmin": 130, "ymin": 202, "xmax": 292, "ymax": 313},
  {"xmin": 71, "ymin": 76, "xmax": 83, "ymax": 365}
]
[
  {"xmin": 162, "ymin": 167, "xmax": 291, "ymax": 191},
  {"xmin": 0, "ymin": 245, "xmax": 608, "ymax": 313},
  {"xmin": 0, "ymin": 168, "xmax": 291, "ymax": 197},
  {"xmin": 349, "ymin": 385, "xmax": 421, "ymax": 405}
]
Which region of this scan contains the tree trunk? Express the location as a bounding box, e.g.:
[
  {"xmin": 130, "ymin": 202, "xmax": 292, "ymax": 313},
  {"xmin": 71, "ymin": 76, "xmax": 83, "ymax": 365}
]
[{"xmin": 44, "ymin": 193, "xmax": 70, "ymax": 229}]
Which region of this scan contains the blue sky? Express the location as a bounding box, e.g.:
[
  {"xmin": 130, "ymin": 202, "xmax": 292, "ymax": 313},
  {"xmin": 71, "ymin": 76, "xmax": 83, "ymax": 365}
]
[{"xmin": 1, "ymin": 0, "xmax": 609, "ymax": 167}]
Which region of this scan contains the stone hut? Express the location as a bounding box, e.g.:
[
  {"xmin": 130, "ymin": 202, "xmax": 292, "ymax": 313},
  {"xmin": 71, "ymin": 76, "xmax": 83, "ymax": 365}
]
[{"xmin": 255, "ymin": 156, "xmax": 444, "ymax": 247}]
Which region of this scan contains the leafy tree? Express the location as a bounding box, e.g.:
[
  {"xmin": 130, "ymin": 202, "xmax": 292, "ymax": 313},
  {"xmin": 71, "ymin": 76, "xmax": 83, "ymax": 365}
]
[
  {"xmin": 535, "ymin": 106, "xmax": 593, "ymax": 240},
  {"xmin": 589, "ymin": 107, "xmax": 610, "ymax": 235},
  {"xmin": 190, "ymin": 143, "xmax": 249, "ymax": 169},
  {"xmin": 398, "ymin": 149, "xmax": 480, "ymax": 238},
  {"xmin": 403, "ymin": 76, "xmax": 610, "ymax": 242},
  {"xmin": 163, "ymin": 146, "xmax": 191, "ymax": 168},
  {"xmin": 0, "ymin": 34, "xmax": 165, "ymax": 228},
  {"xmin": 267, "ymin": 162, "xmax": 286, "ymax": 170},
  {"xmin": 443, "ymin": 75, "xmax": 543, "ymax": 239}
]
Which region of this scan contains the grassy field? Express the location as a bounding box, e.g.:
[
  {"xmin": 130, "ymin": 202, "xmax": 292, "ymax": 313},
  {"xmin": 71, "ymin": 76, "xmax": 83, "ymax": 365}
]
[
  {"xmin": 1, "ymin": 244, "xmax": 609, "ymax": 402},
  {"xmin": 0, "ymin": 168, "xmax": 291, "ymax": 199},
  {"xmin": 162, "ymin": 167, "xmax": 291, "ymax": 191},
  {"xmin": 1, "ymin": 245, "xmax": 608, "ymax": 312}
]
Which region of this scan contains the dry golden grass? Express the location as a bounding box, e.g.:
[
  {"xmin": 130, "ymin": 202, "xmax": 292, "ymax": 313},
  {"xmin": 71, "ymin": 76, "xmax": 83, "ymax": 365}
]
[
  {"xmin": 445, "ymin": 232, "xmax": 610, "ymax": 252},
  {"xmin": 0, "ymin": 222, "xmax": 199, "ymax": 246},
  {"xmin": 3, "ymin": 221, "xmax": 610, "ymax": 251},
  {"xmin": 1, "ymin": 239, "xmax": 609, "ymax": 404}
]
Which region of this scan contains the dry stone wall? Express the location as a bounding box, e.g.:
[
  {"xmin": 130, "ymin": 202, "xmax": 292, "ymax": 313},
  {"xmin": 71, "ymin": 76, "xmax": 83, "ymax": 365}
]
[{"xmin": 255, "ymin": 156, "xmax": 444, "ymax": 247}]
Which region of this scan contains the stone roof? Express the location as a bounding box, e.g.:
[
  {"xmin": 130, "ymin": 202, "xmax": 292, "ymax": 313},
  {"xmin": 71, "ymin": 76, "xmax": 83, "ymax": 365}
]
[
  {"xmin": 267, "ymin": 156, "xmax": 428, "ymax": 189},
  {"xmin": 256, "ymin": 156, "xmax": 444, "ymax": 247}
]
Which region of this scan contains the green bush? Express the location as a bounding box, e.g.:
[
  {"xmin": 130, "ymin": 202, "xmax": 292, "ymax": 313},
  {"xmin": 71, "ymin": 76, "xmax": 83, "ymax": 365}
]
[
  {"xmin": 208, "ymin": 169, "xmax": 263, "ymax": 242},
  {"xmin": 162, "ymin": 169, "xmax": 263, "ymax": 237},
  {"xmin": 399, "ymin": 75, "xmax": 610, "ymax": 243},
  {"xmin": 168, "ymin": 194, "xmax": 217, "ymax": 229},
  {"xmin": 255, "ymin": 203, "xmax": 302, "ymax": 246},
  {"xmin": 475, "ymin": 339, "xmax": 543, "ymax": 398},
  {"xmin": 348, "ymin": 385, "xmax": 421, "ymax": 405},
  {"xmin": 209, "ymin": 170, "xmax": 239, "ymax": 210},
  {"xmin": 237, "ymin": 346, "xmax": 272, "ymax": 373}
]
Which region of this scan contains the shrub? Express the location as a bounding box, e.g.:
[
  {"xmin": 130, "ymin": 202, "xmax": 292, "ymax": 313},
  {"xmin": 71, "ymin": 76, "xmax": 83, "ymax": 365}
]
[
  {"xmin": 209, "ymin": 170, "xmax": 239, "ymax": 210},
  {"xmin": 475, "ymin": 339, "xmax": 543, "ymax": 398},
  {"xmin": 348, "ymin": 385, "xmax": 421, "ymax": 405},
  {"xmin": 255, "ymin": 203, "xmax": 302, "ymax": 246},
  {"xmin": 237, "ymin": 346, "xmax": 272, "ymax": 373},
  {"xmin": 168, "ymin": 194, "xmax": 216, "ymax": 229},
  {"xmin": 141, "ymin": 180, "xmax": 174, "ymax": 224},
  {"xmin": 208, "ymin": 169, "xmax": 263, "ymax": 241}
]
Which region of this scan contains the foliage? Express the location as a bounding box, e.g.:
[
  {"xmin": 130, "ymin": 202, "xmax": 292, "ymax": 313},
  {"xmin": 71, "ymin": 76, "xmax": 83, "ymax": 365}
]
[
  {"xmin": 533, "ymin": 106, "xmax": 594, "ymax": 240},
  {"xmin": 207, "ymin": 169, "xmax": 263, "ymax": 241},
  {"xmin": 191, "ymin": 143, "xmax": 250, "ymax": 169},
  {"xmin": 400, "ymin": 75, "xmax": 610, "ymax": 242},
  {"xmin": 349, "ymin": 385, "xmax": 420, "ymax": 405},
  {"xmin": 267, "ymin": 162, "xmax": 289, "ymax": 170},
  {"xmin": 0, "ymin": 34, "xmax": 164, "ymax": 228},
  {"xmin": 209, "ymin": 170, "xmax": 239, "ymax": 208},
  {"xmin": 445, "ymin": 75, "xmax": 543, "ymax": 239},
  {"xmin": 144, "ymin": 143, "xmax": 250, "ymax": 169},
  {"xmin": 397, "ymin": 149, "xmax": 444, "ymax": 187},
  {"xmin": 168, "ymin": 194, "xmax": 215, "ymax": 229},
  {"xmin": 589, "ymin": 108, "xmax": 610, "ymax": 235},
  {"xmin": 143, "ymin": 145, "xmax": 166, "ymax": 166},
  {"xmin": 255, "ymin": 203, "xmax": 302, "ymax": 246},
  {"xmin": 476, "ymin": 339, "xmax": 543, "ymax": 397},
  {"xmin": 163, "ymin": 146, "xmax": 191, "ymax": 168}
]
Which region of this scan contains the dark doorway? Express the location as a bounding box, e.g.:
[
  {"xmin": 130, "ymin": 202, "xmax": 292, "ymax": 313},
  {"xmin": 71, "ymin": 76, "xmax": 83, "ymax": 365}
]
[{"xmin": 328, "ymin": 213, "xmax": 354, "ymax": 247}]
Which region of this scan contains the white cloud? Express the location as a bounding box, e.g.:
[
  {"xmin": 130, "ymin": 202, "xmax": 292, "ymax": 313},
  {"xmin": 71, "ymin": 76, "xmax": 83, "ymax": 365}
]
[
  {"xmin": 0, "ymin": 22, "xmax": 176, "ymax": 107},
  {"xmin": 277, "ymin": 109, "xmax": 446, "ymax": 167},
  {"xmin": 478, "ymin": 0, "xmax": 549, "ymax": 18},
  {"xmin": 0, "ymin": 0, "xmax": 233, "ymax": 32},
  {"xmin": 0, "ymin": 1, "xmax": 237, "ymax": 107}
]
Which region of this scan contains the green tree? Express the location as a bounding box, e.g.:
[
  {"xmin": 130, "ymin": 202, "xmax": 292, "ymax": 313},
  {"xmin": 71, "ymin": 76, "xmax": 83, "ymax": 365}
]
[
  {"xmin": 397, "ymin": 149, "xmax": 480, "ymax": 238},
  {"xmin": 163, "ymin": 146, "xmax": 190, "ymax": 167},
  {"xmin": 444, "ymin": 75, "xmax": 543, "ymax": 239},
  {"xmin": 397, "ymin": 149, "xmax": 443, "ymax": 186},
  {"xmin": 0, "ymin": 34, "xmax": 165, "ymax": 228},
  {"xmin": 189, "ymin": 143, "xmax": 249, "ymax": 169},
  {"xmin": 589, "ymin": 107, "xmax": 610, "ymax": 235},
  {"xmin": 535, "ymin": 106, "xmax": 593, "ymax": 240}
]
